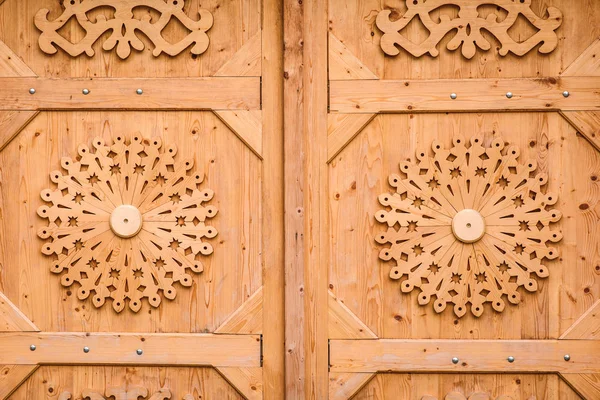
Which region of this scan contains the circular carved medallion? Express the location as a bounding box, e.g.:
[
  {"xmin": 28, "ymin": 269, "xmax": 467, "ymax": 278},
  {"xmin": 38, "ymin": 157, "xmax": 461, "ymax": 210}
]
[
  {"xmin": 37, "ymin": 136, "xmax": 218, "ymax": 313},
  {"xmin": 376, "ymin": 136, "xmax": 562, "ymax": 317}
]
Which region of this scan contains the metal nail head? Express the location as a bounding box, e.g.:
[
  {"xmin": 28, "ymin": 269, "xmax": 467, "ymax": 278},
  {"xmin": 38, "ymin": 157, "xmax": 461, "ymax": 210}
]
[
  {"xmin": 29, "ymin": 88, "xmax": 36, "ymax": 95},
  {"xmin": 452, "ymin": 357, "xmax": 459, "ymax": 364},
  {"xmin": 30, "ymin": 344, "xmax": 36, "ymax": 351},
  {"xmin": 562, "ymin": 91, "xmax": 570, "ymax": 98},
  {"xmin": 136, "ymin": 348, "xmax": 143, "ymax": 355},
  {"xmin": 82, "ymin": 89, "xmax": 90, "ymax": 95},
  {"xmin": 136, "ymin": 89, "xmax": 143, "ymax": 95},
  {"xmin": 83, "ymin": 346, "xmax": 90, "ymax": 353},
  {"xmin": 450, "ymin": 93, "xmax": 457, "ymax": 100},
  {"xmin": 506, "ymin": 92, "xmax": 513, "ymax": 99},
  {"xmin": 507, "ymin": 356, "xmax": 515, "ymax": 363},
  {"xmin": 564, "ymin": 354, "xmax": 571, "ymax": 361}
]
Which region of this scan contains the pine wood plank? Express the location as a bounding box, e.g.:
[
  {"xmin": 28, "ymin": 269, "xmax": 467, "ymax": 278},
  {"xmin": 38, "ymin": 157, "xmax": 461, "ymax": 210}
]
[
  {"xmin": 0, "ymin": 333, "xmax": 260, "ymax": 366},
  {"xmin": 330, "ymin": 339, "xmax": 600, "ymax": 373},
  {"xmin": 329, "ymin": 33, "xmax": 378, "ymax": 80},
  {"xmin": 215, "ymin": 31, "xmax": 262, "ymax": 77},
  {"xmin": 0, "ymin": 291, "xmax": 38, "ymax": 332},
  {"xmin": 329, "ymin": 372, "xmax": 375, "ymax": 400},
  {"xmin": 330, "ymin": 77, "xmax": 600, "ymax": 113},
  {"xmin": 328, "ymin": 291, "xmax": 377, "ymax": 339},
  {"xmin": 215, "ymin": 287, "xmax": 263, "ymax": 334},
  {"xmin": 214, "ymin": 110, "xmax": 263, "ymax": 159},
  {"xmin": 327, "ymin": 113, "xmax": 376, "ymax": 163},
  {"xmin": 563, "ymin": 37, "xmax": 600, "ymax": 76},
  {"xmin": 0, "ymin": 78, "xmax": 260, "ymax": 111},
  {"xmin": 560, "ymin": 373, "xmax": 600, "ymax": 399},
  {"xmin": 216, "ymin": 367, "xmax": 263, "ymax": 400},
  {"xmin": 0, "ymin": 365, "xmax": 38, "ymax": 400},
  {"xmin": 0, "ymin": 110, "xmax": 38, "ymax": 152},
  {"xmin": 560, "ymin": 111, "xmax": 600, "ymax": 152},
  {"xmin": 0, "ymin": 40, "xmax": 35, "ymax": 77},
  {"xmin": 560, "ymin": 299, "xmax": 600, "ymax": 340}
]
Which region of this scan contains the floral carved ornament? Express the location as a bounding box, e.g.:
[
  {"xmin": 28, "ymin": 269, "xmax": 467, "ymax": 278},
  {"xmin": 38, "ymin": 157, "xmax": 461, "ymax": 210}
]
[
  {"xmin": 37, "ymin": 136, "xmax": 218, "ymax": 313},
  {"xmin": 35, "ymin": 0, "xmax": 213, "ymax": 59},
  {"xmin": 376, "ymin": 0, "xmax": 563, "ymax": 59},
  {"xmin": 376, "ymin": 136, "xmax": 562, "ymax": 318}
]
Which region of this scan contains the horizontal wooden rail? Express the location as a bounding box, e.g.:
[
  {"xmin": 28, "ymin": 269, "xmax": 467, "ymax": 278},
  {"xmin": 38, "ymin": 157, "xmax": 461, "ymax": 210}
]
[
  {"xmin": 0, "ymin": 77, "xmax": 260, "ymax": 111},
  {"xmin": 0, "ymin": 332, "xmax": 261, "ymax": 367},
  {"xmin": 330, "ymin": 77, "xmax": 600, "ymax": 113},
  {"xmin": 330, "ymin": 339, "xmax": 600, "ymax": 373}
]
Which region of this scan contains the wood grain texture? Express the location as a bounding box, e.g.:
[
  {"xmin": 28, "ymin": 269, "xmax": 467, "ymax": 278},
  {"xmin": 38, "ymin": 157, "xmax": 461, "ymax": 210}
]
[
  {"xmin": 215, "ymin": 31, "xmax": 262, "ymax": 77},
  {"xmin": 330, "ymin": 77, "xmax": 600, "ymax": 113},
  {"xmin": 329, "ymin": 33, "xmax": 378, "ymax": 80},
  {"xmin": 214, "ymin": 110, "xmax": 263, "ymax": 158},
  {"xmin": 560, "ymin": 373, "xmax": 600, "ymax": 400},
  {"xmin": 0, "ymin": 292, "xmax": 38, "ymax": 332},
  {"xmin": 329, "ymin": 372, "xmax": 375, "ymax": 400},
  {"xmin": 0, "ymin": 365, "xmax": 38, "ymax": 400},
  {"xmin": 560, "ymin": 299, "xmax": 600, "ymax": 340},
  {"xmin": 560, "ymin": 111, "xmax": 600, "ymax": 152},
  {"xmin": 0, "ymin": 332, "xmax": 260, "ymax": 366},
  {"xmin": 327, "ymin": 113, "xmax": 376, "ymax": 163},
  {"xmin": 563, "ymin": 37, "xmax": 600, "ymax": 76},
  {"xmin": 0, "ymin": 40, "xmax": 35, "ymax": 77},
  {"xmin": 329, "ymin": 290, "xmax": 377, "ymax": 339},
  {"xmin": 0, "ymin": 78, "xmax": 260, "ymax": 111},
  {"xmin": 215, "ymin": 287, "xmax": 263, "ymax": 334},
  {"xmin": 330, "ymin": 339, "xmax": 600, "ymax": 373},
  {"xmin": 216, "ymin": 367, "xmax": 263, "ymax": 400},
  {"xmin": 0, "ymin": 110, "xmax": 38, "ymax": 152}
]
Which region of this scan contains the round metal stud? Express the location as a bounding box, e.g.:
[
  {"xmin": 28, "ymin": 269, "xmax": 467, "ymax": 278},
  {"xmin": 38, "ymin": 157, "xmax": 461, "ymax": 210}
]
[
  {"xmin": 30, "ymin": 344, "xmax": 36, "ymax": 351},
  {"xmin": 82, "ymin": 88, "xmax": 90, "ymax": 95},
  {"xmin": 29, "ymin": 88, "xmax": 36, "ymax": 95},
  {"xmin": 83, "ymin": 346, "xmax": 90, "ymax": 353},
  {"xmin": 136, "ymin": 348, "xmax": 143, "ymax": 355},
  {"xmin": 450, "ymin": 93, "xmax": 457, "ymax": 100},
  {"xmin": 562, "ymin": 91, "xmax": 570, "ymax": 98},
  {"xmin": 136, "ymin": 89, "xmax": 143, "ymax": 95},
  {"xmin": 506, "ymin": 92, "xmax": 513, "ymax": 99},
  {"xmin": 564, "ymin": 354, "xmax": 571, "ymax": 361},
  {"xmin": 507, "ymin": 356, "xmax": 515, "ymax": 363},
  {"xmin": 452, "ymin": 357, "xmax": 459, "ymax": 364}
]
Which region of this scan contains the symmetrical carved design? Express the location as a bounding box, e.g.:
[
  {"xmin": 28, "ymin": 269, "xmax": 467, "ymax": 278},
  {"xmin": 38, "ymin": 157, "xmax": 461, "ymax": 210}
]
[
  {"xmin": 376, "ymin": 136, "xmax": 562, "ymax": 317},
  {"xmin": 422, "ymin": 392, "xmax": 514, "ymax": 400},
  {"xmin": 59, "ymin": 387, "xmax": 171, "ymax": 400},
  {"xmin": 37, "ymin": 136, "xmax": 218, "ymax": 313},
  {"xmin": 35, "ymin": 1, "xmax": 213, "ymax": 59},
  {"xmin": 376, "ymin": 0, "xmax": 562, "ymax": 59}
]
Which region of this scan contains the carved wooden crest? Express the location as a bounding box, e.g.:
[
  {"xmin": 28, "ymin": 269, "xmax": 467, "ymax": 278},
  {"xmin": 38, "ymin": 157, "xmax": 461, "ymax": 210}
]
[
  {"xmin": 376, "ymin": 136, "xmax": 562, "ymax": 317},
  {"xmin": 376, "ymin": 0, "xmax": 563, "ymax": 59},
  {"xmin": 37, "ymin": 136, "xmax": 218, "ymax": 313},
  {"xmin": 59, "ymin": 387, "xmax": 171, "ymax": 400},
  {"xmin": 35, "ymin": 0, "xmax": 213, "ymax": 59}
]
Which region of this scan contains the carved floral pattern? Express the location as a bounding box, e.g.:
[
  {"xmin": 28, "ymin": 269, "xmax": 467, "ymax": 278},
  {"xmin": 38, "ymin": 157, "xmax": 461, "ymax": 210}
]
[
  {"xmin": 35, "ymin": 0, "xmax": 213, "ymax": 59},
  {"xmin": 37, "ymin": 136, "xmax": 218, "ymax": 313},
  {"xmin": 376, "ymin": 136, "xmax": 562, "ymax": 317},
  {"xmin": 376, "ymin": 0, "xmax": 563, "ymax": 59}
]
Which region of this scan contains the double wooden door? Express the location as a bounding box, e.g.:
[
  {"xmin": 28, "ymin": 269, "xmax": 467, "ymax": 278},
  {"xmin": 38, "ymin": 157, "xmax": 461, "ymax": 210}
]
[{"xmin": 0, "ymin": 0, "xmax": 599, "ymax": 399}]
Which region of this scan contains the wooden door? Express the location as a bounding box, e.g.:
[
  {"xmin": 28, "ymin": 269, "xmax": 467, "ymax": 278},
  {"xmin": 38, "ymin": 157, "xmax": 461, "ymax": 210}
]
[
  {"xmin": 283, "ymin": 0, "xmax": 600, "ymax": 399},
  {"xmin": 0, "ymin": 1, "xmax": 283, "ymax": 399}
]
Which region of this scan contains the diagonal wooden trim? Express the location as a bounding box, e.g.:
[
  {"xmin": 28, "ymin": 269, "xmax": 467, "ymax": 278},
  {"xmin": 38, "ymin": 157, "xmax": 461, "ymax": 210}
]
[
  {"xmin": 216, "ymin": 367, "xmax": 263, "ymax": 400},
  {"xmin": 559, "ymin": 111, "xmax": 600, "ymax": 153},
  {"xmin": 329, "ymin": 34, "xmax": 378, "ymax": 81},
  {"xmin": 330, "ymin": 339, "xmax": 600, "ymax": 373},
  {"xmin": 215, "ymin": 287, "xmax": 263, "ymax": 334},
  {"xmin": 214, "ymin": 110, "xmax": 263, "ymax": 159},
  {"xmin": 328, "ymin": 291, "xmax": 377, "ymax": 339},
  {"xmin": 0, "ymin": 365, "xmax": 38, "ymax": 400},
  {"xmin": 0, "ymin": 77, "xmax": 260, "ymax": 111},
  {"xmin": 329, "ymin": 372, "xmax": 375, "ymax": 400},
  {"xmin": 0, "ymin": 40, "xmax": 36, "ymax": 77},
  {"xmin": 0, "ymin": 110, "xmax": 39, "ymax": 152},
  {"xmin": 0, "ymin": 332, "xmax": 260, "ymax": 366},
  {"xmin": 330, "ymin": 77, "xmax": 600, "ymax": 113},
  {"xmin": 327, "ymin": 113, "xmax": 376, "ymax": 163},
  {"xmin": 215, "ymin": 32, "xmax": 262, "ymax": 77},
  {"xmin": 560, "ymin": 299, "xmax": 600, "ymax": 340},
  {"xmin": 560, "ymin": 373, "xmax": 600, "ymax": 399},
  {"xmin": 563, "ymin": 37, "xmax": 600, "ymax": 77},
  {"xmin": 0, "ymin": 292, "xmax": 39, "ymax": 332}
]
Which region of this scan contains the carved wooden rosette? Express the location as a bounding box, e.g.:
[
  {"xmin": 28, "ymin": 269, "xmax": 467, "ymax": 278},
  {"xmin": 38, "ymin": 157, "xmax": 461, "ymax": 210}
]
[
  {"xmin": 37, "ymin": 136, "xmax": 218, "ymax": 313},
  {"xmin": 376, "ymin": 0, "xmax": 563, "ymax": 59},
  {"xmin": 35, "ymin": 0, "xmax": 214, "ymax": 59},
  {"xmin": 376, "ymin": 136, "xmax": 562, "ymax": 318}
]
